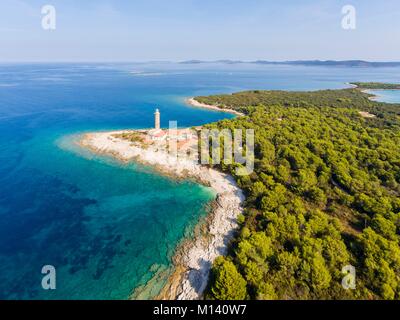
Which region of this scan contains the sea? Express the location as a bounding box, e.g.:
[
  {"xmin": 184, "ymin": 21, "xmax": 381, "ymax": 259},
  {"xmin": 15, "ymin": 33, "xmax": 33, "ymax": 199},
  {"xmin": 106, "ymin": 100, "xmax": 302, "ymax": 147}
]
[{"xmin": 0, "ymin": 62, "xmax": 399, "ymax": 299}]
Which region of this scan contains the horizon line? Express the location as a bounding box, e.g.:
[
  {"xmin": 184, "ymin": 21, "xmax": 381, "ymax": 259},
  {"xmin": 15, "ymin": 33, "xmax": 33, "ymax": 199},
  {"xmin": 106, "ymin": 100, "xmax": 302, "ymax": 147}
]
[{"xmin": 1, "ymin": 59, "xmax": 400, "ymax": 64}]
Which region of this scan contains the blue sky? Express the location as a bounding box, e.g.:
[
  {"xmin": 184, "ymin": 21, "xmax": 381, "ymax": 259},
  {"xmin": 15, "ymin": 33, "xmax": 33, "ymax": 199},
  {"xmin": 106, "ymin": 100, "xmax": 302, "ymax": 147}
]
[{"xmin": 0, "ymin": 0, "xmax": 399, "ymax": 62}]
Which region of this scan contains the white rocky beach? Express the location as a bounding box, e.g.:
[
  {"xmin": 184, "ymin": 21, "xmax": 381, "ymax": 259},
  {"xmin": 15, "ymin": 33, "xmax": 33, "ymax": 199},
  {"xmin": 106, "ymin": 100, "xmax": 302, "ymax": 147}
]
[{"xmin": 79, "ymin": 129, "xmax": 244, "ymax": 299}]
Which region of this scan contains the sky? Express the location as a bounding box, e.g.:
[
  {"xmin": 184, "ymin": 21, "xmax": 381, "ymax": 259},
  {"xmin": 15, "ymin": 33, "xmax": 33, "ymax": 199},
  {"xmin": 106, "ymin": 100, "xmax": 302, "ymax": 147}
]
[{"xmin": 0, "ymin": 0, "xmax": 399, "ymax": 62}]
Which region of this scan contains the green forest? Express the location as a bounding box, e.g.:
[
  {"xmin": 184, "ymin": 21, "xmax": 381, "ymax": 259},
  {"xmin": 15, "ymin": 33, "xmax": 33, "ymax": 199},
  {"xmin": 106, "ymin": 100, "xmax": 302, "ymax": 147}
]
[{"xmin": 198, "ymin": 84, "xmax": 400, "ymax": 300}]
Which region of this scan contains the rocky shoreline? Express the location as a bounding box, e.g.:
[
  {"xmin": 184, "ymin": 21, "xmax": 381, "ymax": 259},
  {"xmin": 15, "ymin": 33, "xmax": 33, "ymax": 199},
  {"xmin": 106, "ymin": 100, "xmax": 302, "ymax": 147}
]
[
  {"xmin": 78, "ymin": 130, "xmax": 244, "ymax": 300},
  {"xmin": 186, "ymin": 97, "xmax": 245, "ymax": 117}
]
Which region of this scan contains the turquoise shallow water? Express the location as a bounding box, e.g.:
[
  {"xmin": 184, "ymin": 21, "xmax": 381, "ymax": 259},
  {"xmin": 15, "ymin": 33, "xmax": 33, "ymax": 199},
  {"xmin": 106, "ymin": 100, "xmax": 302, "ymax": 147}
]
[
  {"xmin": 0, "ymin": 63, "xmax": 400, "ymax": 299},
  {"xmin": 365, "ymin": 89, "xmax": 400, "ymax": 103}
]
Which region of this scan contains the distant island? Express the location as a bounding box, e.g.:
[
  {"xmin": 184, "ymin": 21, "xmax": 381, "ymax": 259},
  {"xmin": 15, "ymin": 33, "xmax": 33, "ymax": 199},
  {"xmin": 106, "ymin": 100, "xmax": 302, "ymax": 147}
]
[{"xmin": 180, "ymin": 60, "xmax": 400, "ymax": 68}]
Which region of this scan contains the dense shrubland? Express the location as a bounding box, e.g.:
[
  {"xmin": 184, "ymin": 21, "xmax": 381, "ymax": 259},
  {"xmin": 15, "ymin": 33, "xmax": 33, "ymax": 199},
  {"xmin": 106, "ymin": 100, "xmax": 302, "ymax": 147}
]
[{"xmin": 200, "ymin": 87, "xmax": 400, "ymax": 300}]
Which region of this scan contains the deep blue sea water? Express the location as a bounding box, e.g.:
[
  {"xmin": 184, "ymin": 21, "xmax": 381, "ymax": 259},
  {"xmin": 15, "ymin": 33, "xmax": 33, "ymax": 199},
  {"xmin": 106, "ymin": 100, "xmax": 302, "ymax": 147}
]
[{"xmin": 0, "ymin": 62, "xmax": 399, "ymax": 299}]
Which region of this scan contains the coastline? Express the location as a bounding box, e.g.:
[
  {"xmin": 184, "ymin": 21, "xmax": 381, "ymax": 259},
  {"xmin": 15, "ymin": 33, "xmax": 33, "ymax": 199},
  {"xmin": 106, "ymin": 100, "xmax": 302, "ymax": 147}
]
[
  {"xmin": 360, "ymin": 89, "xmax": 380, "ymax": 101},
  {"xmin": 359, "ymin": 88, "xmax": 400, "ymax": 102},
  {"xmin": 78, "ymin": 130, "xmax": 244, "ymax": 300},
  {"xmin": 186, "ymin": 97, "xmax": 245, "ymax": 117},
  {"xmin": 350, "ymin": 83, "xmax": 399, "ymax": 102}
]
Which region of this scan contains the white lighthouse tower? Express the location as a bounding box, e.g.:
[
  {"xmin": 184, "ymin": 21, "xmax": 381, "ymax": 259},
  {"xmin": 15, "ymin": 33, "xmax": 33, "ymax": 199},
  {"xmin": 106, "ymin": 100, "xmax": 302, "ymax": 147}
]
[
  {"xmin": 148, "ymin": 108, "xmax": 166, "ymax": 141},
  {"xmin": 154, "ymin": 108, "xmax": 160, "ymax": 130}
]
